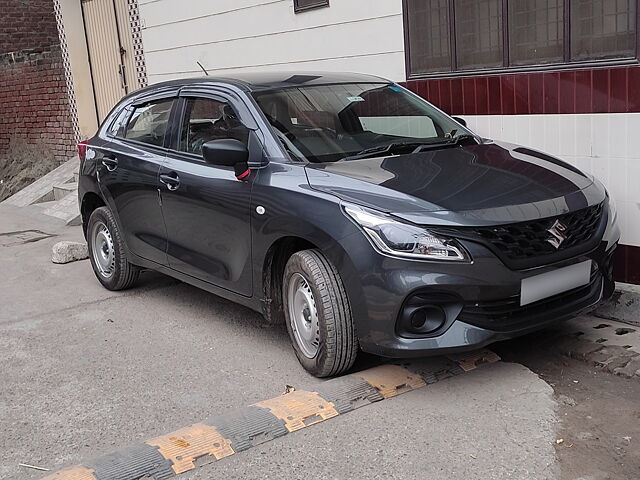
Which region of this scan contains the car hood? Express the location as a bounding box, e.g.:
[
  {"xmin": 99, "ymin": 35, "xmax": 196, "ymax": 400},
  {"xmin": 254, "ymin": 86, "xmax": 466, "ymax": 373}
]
[{"xmin": 305, "ymin": 141, "xmax": 604, "ymax": 226}]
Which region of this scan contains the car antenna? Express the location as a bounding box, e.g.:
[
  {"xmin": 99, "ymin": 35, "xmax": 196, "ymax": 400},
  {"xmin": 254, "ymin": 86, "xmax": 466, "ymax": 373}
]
[{"xmin": 197, "ymin": 61, "xmax": 209, "ymax": 76}]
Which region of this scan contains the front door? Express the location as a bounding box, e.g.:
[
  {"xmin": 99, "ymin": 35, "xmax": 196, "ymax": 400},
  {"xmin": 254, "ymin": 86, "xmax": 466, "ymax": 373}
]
[
  {"xmin": 97, "ymin": 97, "xmax": 174, "ymax": 265},
  {"xmin": 159, "ymin": 95, "xmax": 254, "ymax": 296}
]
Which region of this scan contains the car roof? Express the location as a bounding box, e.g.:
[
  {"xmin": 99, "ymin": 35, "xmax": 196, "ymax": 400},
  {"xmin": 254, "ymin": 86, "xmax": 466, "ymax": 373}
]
[{"xmin": 129, "ymin": 71, "xmax": 392, "ymax": 98}]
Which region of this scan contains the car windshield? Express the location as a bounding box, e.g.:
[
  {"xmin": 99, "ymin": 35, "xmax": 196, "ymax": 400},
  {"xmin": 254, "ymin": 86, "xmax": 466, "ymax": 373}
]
[{"xmin": 253, "ymin": 83, "xmax": 474, "ymax": 163}]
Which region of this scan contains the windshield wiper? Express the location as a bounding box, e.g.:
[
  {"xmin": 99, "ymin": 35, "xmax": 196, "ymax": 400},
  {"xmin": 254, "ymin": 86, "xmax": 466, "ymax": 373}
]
[
  {"xmin": 340, "ymin": 140, "xmax": 449, "ymax": 162},
  {"xmin": 341, "ymin": 134, "xmax": 481, "ymax": 162},
  {"xmin": 412, "ymin": 134, "xmax": 479, "ymax": 153}
]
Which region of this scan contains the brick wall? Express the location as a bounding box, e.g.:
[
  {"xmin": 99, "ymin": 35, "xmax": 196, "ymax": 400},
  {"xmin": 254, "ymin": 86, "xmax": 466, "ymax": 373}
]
[
  {"xmin": 0, "ymin": 0, "xmax": 62, "ymax": 53},
  {"xmin": 0, "ymin": 0, "xmax": 76, "ymax": 170},
  {"xmin": 0, "ymin": 48, "xmax": 76, "ymax": 163}
]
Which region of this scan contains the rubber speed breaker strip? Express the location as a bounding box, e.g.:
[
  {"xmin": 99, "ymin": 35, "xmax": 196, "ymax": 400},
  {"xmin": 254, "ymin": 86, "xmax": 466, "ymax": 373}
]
[{"xmin": 41, "ymin": 350, "xmax": 500, "ymax": 479}]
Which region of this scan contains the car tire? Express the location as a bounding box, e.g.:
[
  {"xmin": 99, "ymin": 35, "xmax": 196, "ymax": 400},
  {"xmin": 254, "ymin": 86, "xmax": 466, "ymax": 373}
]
[
  {"xmin": 87, "ymin": 206, "xmax": 140, "ymax": 291},
  {"xmin": 283, "ymin": 249, "xmax": 358, "ymax": 377}
]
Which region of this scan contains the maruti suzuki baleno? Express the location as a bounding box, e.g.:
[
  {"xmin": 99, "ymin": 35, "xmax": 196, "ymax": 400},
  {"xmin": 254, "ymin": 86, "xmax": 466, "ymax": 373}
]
[{"xmin": 78, "ymin": 72, "xmax": 619, "ymax": 377}]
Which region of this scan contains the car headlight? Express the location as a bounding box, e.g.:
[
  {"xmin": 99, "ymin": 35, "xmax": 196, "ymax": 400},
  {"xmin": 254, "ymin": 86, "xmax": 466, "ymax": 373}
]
[{"xmin": 343, "ymin": 204, "xmax": 469, "ymax": 261}]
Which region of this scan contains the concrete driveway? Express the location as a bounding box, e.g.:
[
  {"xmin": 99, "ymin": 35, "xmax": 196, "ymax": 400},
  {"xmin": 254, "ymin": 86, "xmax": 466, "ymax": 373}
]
[{"xmin": 0, "ymin": 204, "xmax": 558, "ymax": 480}]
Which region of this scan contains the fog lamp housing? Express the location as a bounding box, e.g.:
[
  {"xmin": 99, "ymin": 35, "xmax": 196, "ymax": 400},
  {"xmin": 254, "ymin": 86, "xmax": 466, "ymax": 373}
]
[{"xmin": 396, "ymin": 293, "xmax": 463, "ymax": 338}]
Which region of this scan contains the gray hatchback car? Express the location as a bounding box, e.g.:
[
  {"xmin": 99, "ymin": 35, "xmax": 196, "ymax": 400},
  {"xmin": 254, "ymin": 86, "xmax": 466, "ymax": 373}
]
[{"xmin": 78, "ymin": 72, "xmax": 620, "ymax": 377}]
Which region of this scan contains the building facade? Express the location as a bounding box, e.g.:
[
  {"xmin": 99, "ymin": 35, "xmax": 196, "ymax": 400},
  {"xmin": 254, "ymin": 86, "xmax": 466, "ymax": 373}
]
[
  {"xmin": 135, "ymin": 0, "xmax": 640, "ymax": 284},
  {"xmin": 2, "ymin": 0, "xmax": 638, "ymax": 283}
]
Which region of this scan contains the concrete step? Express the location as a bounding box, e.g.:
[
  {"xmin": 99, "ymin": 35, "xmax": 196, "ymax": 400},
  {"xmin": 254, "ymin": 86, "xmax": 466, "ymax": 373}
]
[
  {"xmin": 53, "ymin": 182, "xmax": 78, "ymax": 201},
  {"xmin": 2, "ymin": 157, "xmax": 79, "ymax": 207},
  {"xmin": 33, "ymin": 199, "xmax": 59, "ymax": 209},
  {"xmin": 3, "ymin": 156, "xmax": 81, "ymax": 227},
  {"xmin": 42, "ymin": 192, "xmax": 81, "ymax": 226}
]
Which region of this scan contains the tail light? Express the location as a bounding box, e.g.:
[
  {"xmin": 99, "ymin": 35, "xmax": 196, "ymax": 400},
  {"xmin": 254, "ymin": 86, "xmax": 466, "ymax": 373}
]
[{"xmin": 78, "ymin": 141, "xmax": 88, "ymax": 162}]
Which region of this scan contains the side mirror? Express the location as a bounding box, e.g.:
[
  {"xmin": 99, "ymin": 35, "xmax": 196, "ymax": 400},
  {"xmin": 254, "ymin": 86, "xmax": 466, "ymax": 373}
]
[
  {"xmin": 451, "ymin": 116, "xmax": 467, "ymax": 127},
  {"xmin": 202, "ymin": 139, "xmax": 250, "ymax": 180}
]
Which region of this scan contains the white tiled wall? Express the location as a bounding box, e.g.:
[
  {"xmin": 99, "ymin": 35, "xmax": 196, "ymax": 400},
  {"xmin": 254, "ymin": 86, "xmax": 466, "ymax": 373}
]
[
  {"xmin": 138, "ymin": 0, "xmax": 406, "ymax": 84},
  {"xmin": 463, "ymin": 113, "xmax": 640, "ymax": 247}
]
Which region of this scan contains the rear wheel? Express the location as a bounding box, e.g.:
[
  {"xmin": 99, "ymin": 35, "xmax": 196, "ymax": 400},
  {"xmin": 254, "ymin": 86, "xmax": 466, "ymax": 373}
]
[
  {"xmin": 283, "ymin": 249, "xmax": 358, "ymax": 377},
  {"xmin": 87, "ymin": 206, "xmax": 140, "ymax": 291}
]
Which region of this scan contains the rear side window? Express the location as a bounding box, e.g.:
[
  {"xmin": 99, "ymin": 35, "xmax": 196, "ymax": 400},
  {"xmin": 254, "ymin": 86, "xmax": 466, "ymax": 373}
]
[
  {"xmin": 107, "ymin": 106, "xmax": 131, "ymax": 137},
  {"xmin": 124, "ymin": 99, "xmax": 174, "ymax": 147}
]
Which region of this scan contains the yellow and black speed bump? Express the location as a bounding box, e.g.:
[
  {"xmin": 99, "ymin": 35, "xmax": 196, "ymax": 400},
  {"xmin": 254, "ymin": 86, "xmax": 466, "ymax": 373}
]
[
  {"xmin": 311, "ymin": 373, "xmax": 384, "ymax": 413},
  {"xmin": 83, "ymin": 444, "xmax": 174, "ymax": 480},
  {"xmin": 41, "ymin": 350, "xmax": 499, "ymax": 480},
  {"xmin": 203, "ymin": 405, "xmax": 288, "ymax": 453}
]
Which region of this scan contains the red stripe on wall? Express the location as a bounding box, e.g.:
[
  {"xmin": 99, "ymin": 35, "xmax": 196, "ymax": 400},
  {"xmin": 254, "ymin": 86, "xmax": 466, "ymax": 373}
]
[
  {"xmin": 614, "ymin": 245, "xmax": 640, "ymax": 285},
  {"xmin": 406, "ymin": 66, "xmax": 640, "ymax": 285},
  {"xmin": 406, "ymin": 65, "xmax": 640, "ymax": 116}
]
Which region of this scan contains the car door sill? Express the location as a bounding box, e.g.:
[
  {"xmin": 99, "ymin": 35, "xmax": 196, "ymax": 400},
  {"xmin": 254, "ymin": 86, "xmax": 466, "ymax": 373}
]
[{"xmin": 130, "ymin": 252, "xmax": 259, "ymax": 313}]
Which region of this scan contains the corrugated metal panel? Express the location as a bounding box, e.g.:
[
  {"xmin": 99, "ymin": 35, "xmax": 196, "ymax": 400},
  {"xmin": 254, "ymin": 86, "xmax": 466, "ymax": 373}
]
[
  {"xmin": 82, "ymin": 0, "xmax": 136, "ymax": 121},
  {"xmin": 113, "ymin": 0, "xmax": 139, "ymax": 93}
]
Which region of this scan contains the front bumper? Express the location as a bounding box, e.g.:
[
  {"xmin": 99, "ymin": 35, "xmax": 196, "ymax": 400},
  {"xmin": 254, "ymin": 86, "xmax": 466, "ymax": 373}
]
[
  {"xmin": 339, "ymin": 209, "xmax": 619, "ymax": 358},
  {"xmin": 365, "ymin": 263, "xmax": 608, "ymax": 358}
]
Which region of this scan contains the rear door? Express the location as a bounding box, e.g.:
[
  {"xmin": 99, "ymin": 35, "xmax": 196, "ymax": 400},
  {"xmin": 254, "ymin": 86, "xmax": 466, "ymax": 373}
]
[
  {"xmin": 158, "ymin": 91, "xmax": 255, "ymax": 296},
  {"xmin": 96, "ymin": 94, "xmax": 177, "ymax": 265}
]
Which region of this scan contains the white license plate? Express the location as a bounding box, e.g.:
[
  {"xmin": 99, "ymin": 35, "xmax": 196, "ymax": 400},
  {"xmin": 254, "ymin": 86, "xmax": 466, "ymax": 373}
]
[{"xmin": 520, "ymin": 260, "xmax": 592, "ymax": 306}]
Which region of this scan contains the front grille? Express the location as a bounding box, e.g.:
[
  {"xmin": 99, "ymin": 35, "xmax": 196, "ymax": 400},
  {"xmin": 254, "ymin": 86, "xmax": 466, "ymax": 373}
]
[
  {"xmin": 459, "ymin": 269, "xmax": 602, "ymax": 332},
  {"xmin": 436, "ymin": 203, "xmax": 605, "ymax": 269}
]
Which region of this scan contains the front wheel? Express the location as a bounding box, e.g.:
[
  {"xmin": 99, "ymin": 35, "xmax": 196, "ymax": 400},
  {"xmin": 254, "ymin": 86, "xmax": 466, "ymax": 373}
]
[
  {"xmin": 283, "ymin": 249, "xmax": 358, "ymax": 377},
  {"xmin": 87, "ymin": 206, "xmax": 140, "ymax": 291}
]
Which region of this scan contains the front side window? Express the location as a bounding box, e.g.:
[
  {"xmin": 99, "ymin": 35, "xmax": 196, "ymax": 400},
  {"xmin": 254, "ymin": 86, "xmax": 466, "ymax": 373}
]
[
  {"xmin": 124, "ymin": 99, "xmax": 173, "ymax": 147},
  {"xmin": 179, "ymin": 97, "xmax": 248, "ymax": 156},
  {"xmin": 254, "ymin": 83, "xmax": 470, "ymax": 163}
]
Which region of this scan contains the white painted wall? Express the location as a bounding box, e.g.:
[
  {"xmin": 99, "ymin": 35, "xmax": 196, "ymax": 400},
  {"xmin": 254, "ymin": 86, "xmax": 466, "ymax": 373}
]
[
  {"xmin": 137, "ymin": 0, "xmax": 406, "ymax": 84},
  {"xmin": 462, "ymin": 113, "xmax": 640, "ymax": 247}
]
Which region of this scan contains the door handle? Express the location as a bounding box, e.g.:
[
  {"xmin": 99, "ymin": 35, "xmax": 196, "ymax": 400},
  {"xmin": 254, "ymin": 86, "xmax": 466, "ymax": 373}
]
[
  {"xmin": 101, "ymin": 156, "xmax": 118, "ymax": 172},
  {"xmin": 159, "ymin": 172, "xmax": 180, "ymax": 191}
]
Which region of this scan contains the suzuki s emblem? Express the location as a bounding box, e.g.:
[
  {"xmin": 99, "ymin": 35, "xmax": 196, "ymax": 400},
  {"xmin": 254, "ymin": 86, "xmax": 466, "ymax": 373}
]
[{"xmin": 546, "ymin": 220, "xmax": 568, "ymax": 249}]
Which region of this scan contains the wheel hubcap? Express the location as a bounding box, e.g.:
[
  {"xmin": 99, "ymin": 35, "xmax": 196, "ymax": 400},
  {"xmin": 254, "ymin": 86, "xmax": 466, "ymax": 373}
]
[
  {"xmin": 91, "ymin": 221, "xmax": 115, "ymax": 279},
  {"xmin": 287, "ymin": 273, "xmax": 320, "ymax": 358}
]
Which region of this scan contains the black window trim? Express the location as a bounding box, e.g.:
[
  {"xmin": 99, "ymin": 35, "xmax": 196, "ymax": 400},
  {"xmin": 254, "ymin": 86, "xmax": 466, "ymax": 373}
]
[
  {"xmin": 112, "ymin": 136, "xmax": 172, "ymax": 156},
  {"xmin": 165, "ymin": 97, "xmax": 210, "ymax": 165},
  {"xmin": 403, "ymin": 0, "xmax": 640, "ymax": 79},
  {"xmin": 294, "ymin": 0, "xmax": 329, "ymax": 14}
]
